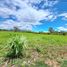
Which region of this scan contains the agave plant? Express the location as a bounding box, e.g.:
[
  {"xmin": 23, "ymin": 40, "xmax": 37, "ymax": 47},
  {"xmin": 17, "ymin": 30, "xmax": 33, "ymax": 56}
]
[{"xmin": 6, "ymin": 35, "xmax": 26, "ymax": 59}]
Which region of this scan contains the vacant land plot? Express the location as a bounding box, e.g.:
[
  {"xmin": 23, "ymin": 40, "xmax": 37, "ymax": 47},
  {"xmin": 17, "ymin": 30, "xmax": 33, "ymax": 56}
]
[{"xmin": 0, "ymin": 31, "xmax": 67, "ymax": 67}]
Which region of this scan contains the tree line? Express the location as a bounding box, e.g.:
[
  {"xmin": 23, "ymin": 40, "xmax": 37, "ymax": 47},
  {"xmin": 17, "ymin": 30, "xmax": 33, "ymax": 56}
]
[{"xmin": 0, "ymin": 26, "xmax": 67, "ymax": 35}]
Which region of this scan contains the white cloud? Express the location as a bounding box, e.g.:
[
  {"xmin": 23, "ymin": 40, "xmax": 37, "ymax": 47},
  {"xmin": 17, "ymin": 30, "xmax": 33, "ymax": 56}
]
[
  {"xmin": 59, "ymin": 13, "xmax": 67, "ymax": 18},
  {"xmin": 43, "ymin": 0, "xmax": 58, "ymax": 7},
  {"xmin": 0, "ymin": 0, "xmax": 58, "ymax": 30},
  {"xmin": 59, "ymin": 13, "xmax": 67, "ymax": 20},
  {"xmin": 0, "ymin": 20, "xmax": 33, "ymax": 30},
  {"xmin": 57, "ymin": 27, "xmax": 67, "ymax": 31}
]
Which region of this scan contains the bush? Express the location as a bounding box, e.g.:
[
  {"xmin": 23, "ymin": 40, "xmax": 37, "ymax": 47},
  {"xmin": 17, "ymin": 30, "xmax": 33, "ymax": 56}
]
[{"xmin": 6, "ymin": 35, "xmax": 26, "ymax": 59}]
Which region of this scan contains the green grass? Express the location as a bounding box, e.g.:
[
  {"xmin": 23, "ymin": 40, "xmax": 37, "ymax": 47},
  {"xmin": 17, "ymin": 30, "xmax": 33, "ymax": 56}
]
[
  {"xmin": 0, "ymin": 31, "xmax": 67, "ymax": 67},
  {"xmin": 0, "ymin": 31, "xmax": 67, "ymax": 45},
  {"xmin": 61, "ymin": 60, "xmax": 67, "ymax": 67},
  {"xmin": 31, "ymin": 61, "xmax": 49, "ymax": 67}
]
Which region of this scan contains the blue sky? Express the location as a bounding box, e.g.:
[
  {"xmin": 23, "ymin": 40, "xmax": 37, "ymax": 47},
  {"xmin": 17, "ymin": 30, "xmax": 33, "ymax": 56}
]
[{"xmin": 0, "ymin": 0, "xmax": 67, "ymax": 32}]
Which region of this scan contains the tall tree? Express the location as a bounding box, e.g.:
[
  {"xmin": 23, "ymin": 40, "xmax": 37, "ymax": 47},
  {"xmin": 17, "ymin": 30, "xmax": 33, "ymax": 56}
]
[
  {"xmin": 13, "ymin": 26, "xmax": 20, "ymax": 32},
  {"xmin": 48, "ymin": 27, "xmax": 54, "ymax": 33}
]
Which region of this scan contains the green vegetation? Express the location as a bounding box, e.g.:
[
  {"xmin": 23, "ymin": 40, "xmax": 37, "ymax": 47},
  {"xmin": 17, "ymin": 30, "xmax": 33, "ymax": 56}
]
[
  {"xmin": 6, "ymin": 35, "xmax": 26, "ymax": 59},
  {"xmin": 61, "ymin": 60, "xmax": 67, "ymax": 67},
  {"xmin": 0, "ymin": 31, "xmax": 67, "ymax": 67},
  {"xmin": 31, "ymin": 61, "xmax": 49, "ymax": 67}
]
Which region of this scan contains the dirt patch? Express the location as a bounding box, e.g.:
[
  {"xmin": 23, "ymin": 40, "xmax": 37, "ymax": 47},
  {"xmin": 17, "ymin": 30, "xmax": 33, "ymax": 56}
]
[
  {"xmin": 45, "ymin": 58, "xmax": 60, "ymax": 67},
  {"xmin": 27, "ymin": 50, "xmax": 39, "ymax": 65}
]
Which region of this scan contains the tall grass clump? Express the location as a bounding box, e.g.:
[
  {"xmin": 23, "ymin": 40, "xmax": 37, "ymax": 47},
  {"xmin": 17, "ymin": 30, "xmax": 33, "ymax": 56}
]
[{"xmin": 6, "ymin": 35, "xmax": 27, "ymax": 59}]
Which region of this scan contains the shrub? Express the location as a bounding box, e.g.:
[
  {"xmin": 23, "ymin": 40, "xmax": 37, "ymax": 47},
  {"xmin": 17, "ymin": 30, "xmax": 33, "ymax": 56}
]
[{"xmin": 6, "ymin": 35, "xmax": 26, "ymax": 59}]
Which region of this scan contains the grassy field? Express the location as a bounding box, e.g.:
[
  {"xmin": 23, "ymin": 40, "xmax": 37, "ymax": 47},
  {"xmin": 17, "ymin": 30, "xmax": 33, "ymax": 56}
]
[{"xmin": 0, "ymin": 31, "xmax": 67, "ymax": 67}]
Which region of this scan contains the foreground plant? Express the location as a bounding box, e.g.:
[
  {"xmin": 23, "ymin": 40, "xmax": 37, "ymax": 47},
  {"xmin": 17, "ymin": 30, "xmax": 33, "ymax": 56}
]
[{"xmin": 6, "ymin": 35, "xmax": 27, "ymax": 59}]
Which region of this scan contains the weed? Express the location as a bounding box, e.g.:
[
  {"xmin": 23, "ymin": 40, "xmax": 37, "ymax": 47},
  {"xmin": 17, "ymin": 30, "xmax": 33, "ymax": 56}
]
[{"xmin": 6, "ymin": 35, "xmax": 26, "ymax": 59}]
